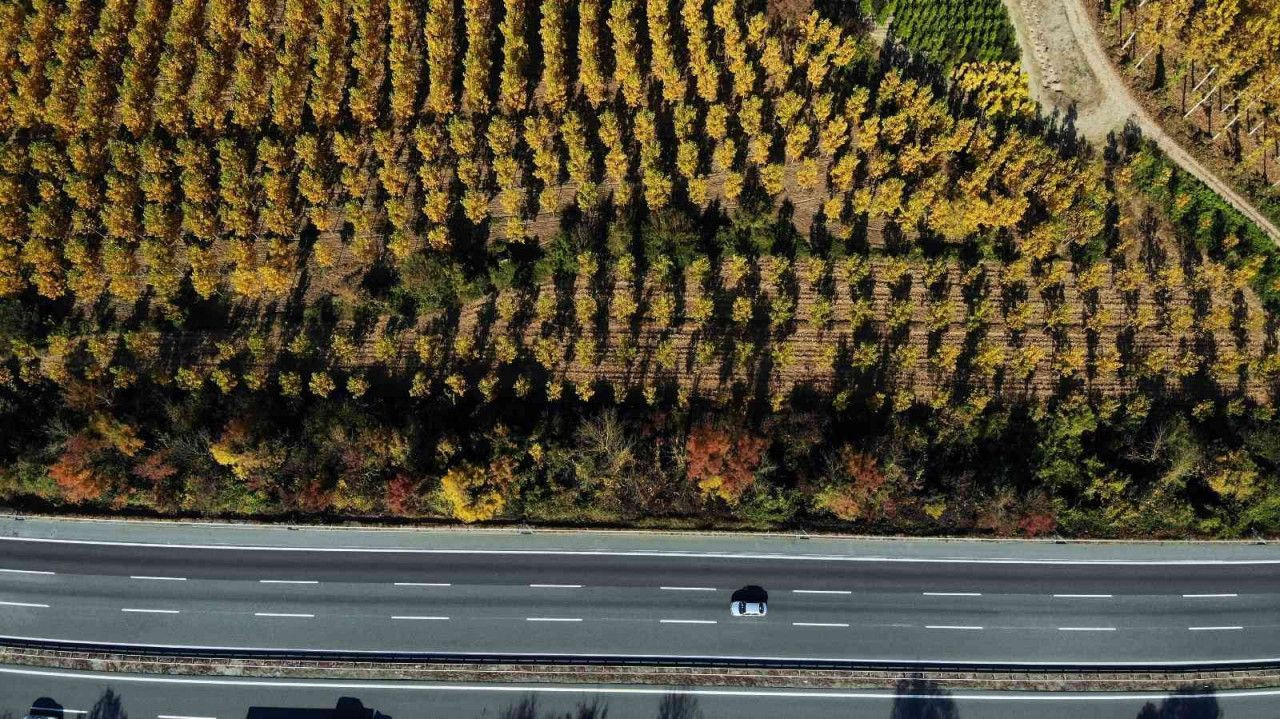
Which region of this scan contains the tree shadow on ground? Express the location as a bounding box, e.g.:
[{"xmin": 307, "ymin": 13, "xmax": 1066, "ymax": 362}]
[
  {"xmin": 1134, "ymin": 686, "xmax": 1221, "ymax": 719},
  {"xmin": 655, "ymin": 694, "xmax": 702, "ymax": 719},
  {"xmin": 495, "ymin": 696, "xmax": 608, "ymax": 719},
  {"xmin": 888, "ymin": 677, "xmax": 959, "ymax": 719},
  {"xmin": 247, "ymin": 697, "xmax": 389, "ymax": 719},
  {"xmin": 88, "ymin": 690, "xmax": 126, "ymax": 719}
]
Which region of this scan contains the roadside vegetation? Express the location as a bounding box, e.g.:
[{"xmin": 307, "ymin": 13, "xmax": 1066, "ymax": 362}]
[{"xmin": 1, "ymin": 0, "xmax": 1279, "ymax": 537}]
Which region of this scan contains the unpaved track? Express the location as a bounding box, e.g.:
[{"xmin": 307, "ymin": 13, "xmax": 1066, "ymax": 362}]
[{"xmin": 1007, "ymin": 0, "xmax": 1280, "ymax": 242}]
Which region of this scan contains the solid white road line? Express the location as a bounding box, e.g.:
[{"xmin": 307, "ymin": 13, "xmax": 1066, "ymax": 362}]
[
  {"xmin": 1058, "ymin": 627, "xmax": 1116, "ymax": 631},
  {"xmin": 1183, "ymin": 593, "xmax": 1238, "ymax": 598},
  {"xmin": 121, "ymin": 608, "xmax": 180, "ymax": 614},
  {"xmin": 1053, "ymin": 594, "xmax": 1113, "ymax": 599},
  {"xmin": 926, "ymin": 625, "xmax": 983, "ymax": 630},
  {"xmin": 158, "ymin": 714, "xmax": 217, "ymax": 719},
  {"xmin": 10, "ymin": 664, "xmax": 1280, "ymax": 701},
  {"xmin": 392, "ymin": 616, "xmax": 449, "ymax": 621},
  {"xmin": 393, "ymin": 582, "xmax": 451, "ymax": 587},
  {"xmin": 793, "ymin": 622, "xmax": 849, "ymax": 627},
  {"xmin": 1189, "ymin": 626, "xmax": 1243, "ymax": 631},
  {"xmin": 253, "ymin": 612, "xmax": 314, "ymax": 618},
  {"xmin": 660, "ymin": 619, "xmax": 717, "ymax": 624},
  {"xmin": 0, "ymin": 600, "xmax": 48, "ymax": 608},
  {"xmin": 525, "ymin": 617, "xmax": 583, "ymax": 622},
  {"xmin": 529, "ymin": 584, "xmax": 583, "ymax": 588},
  {"xmin": 131, "ymin": 575, "xmax": 187, "ymax": 581},
  {"xmin": 0, "ymin": 568, "xmax": 55, "ymax": 575},
  {"xmin": 791, "ymin": 589, "xmax": 851, "ymax": 595},
  {"xmin": 258, "ymin": 580, "xmax": 318, "ymax": 584},
  {"xmin": 8, "ymin": 535, "xmax": 1280, "ymax": 566},
  {"xmin": 661, "ymin": 586, "xmax": 716, "ymax": 591},
  {"xmin": 922, "ymin": 592, "xmax": 983, "ymax": 597}
]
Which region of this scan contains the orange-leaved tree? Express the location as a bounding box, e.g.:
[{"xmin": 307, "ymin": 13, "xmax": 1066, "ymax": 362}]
[{"xmin": 685, "ymin": 423, "xmax": 767, "ymax": 504}]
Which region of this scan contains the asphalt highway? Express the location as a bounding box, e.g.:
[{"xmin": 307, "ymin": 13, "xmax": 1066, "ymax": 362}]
[
  {"xmin": 2, "ymin": 664, "xmax": 1274, "ymax": 719},
  {"xmin": 2, "ymin": 530, "xmax": 1280, "ymax": 667}
]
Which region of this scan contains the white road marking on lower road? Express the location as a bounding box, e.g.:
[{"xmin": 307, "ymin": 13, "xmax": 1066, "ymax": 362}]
[
  {"xmin": 791, "ymin": 589, "xmax": 851, "ymax": 595},
  {"xmin": 661, "ymin": 586, "xmax": 716, "ymax": 591},
  {"xmin": 1053, "ymin": 594, "xmax": 1113, "ymax": 599},
  {"xmin": 1183, "ymin": 593, "xmax": 1238, "ymax": 598},
  {"xmin": 45, "ymin": 710, "xmax": 86, "ymax": 715},
  {"xmin": 0, "ymin": 600, "xmax": 48, "ymax": 608},
  {"xmin": 526, "ymin": 617, "xmax": 582, "ymax": 622},
  {"xmin": 1058, "ymin": 626, "xmax": 1116, "ymax": 631},
  {"xmin": 11, "ymin": 535, "xmax": 1280, "ymax": 567},
  {"xmin": 922, "ymin": 592, "xmax": 983, "ymax": 597},
  {"xmin": 394, "ymin": 582, "xmax": 451, "ymax": 587},
  {"xmin": 158, "ymin": 714, "xmax": 217, "ymax": 719},
  {"xmin": 792, "ymin": 622, "xmax": 849, "ymax": 627},
  {"xmin": 1189, "ymin": 626, "xmax": 1243, "ymax": 631},
  {"xmin": 392, "ymin": 615, "xmax": 449, "ymax": 621},
  {"xmin": 131, "ymin": 575, "xmax": 187, "ymax": 581},
  {"xmin": 529, "ymin": 584, "xmax": 583, "ymax": 588},
  {"xmin": 258, "ymin": 580, "xmax": 319, "ymax": 584},
  {"xmin": 0, "ymin": 568, "xmax": 55, "ymax": 576},
  {"xmin": 18, "ymin": 662, "xmax": 1280, "ymax": 693},
  {"xmin": 926, "ymin": 625, "xmax": 983, "ymax": 630},
  {"xmin": 253, "ymin": 612, "xmax": 314, "ymax": 618},
  {"xmin": 660, "ymin": 619, "xmax": 717, "ymax": 624},
  {"xmin": 121, "ymin": 608, "xmax": 179, "ymax": 614}
]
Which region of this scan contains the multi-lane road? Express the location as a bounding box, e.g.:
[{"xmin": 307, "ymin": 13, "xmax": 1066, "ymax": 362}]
[
  {"xmin": 2, "ymin": 519, "xmax": 1279, "ymax": 667},
  {"xmin": 4, "ymin": 664, "xmax": 1277, "ymax": 719}
]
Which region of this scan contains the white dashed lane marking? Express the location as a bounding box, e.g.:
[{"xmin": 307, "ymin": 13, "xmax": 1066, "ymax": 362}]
[{"xmin": 254, "ymin": 612, "xmax": 314, "ymax": 618}]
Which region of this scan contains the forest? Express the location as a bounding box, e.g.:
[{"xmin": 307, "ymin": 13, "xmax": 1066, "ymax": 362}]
[
  {"xmin": 1109, "ymin": 0, "xmax": 1280, "ymax": 227},
  {"xmin": 1, "ymin": 0, "xmax": 1280, "ymax": 537}
]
